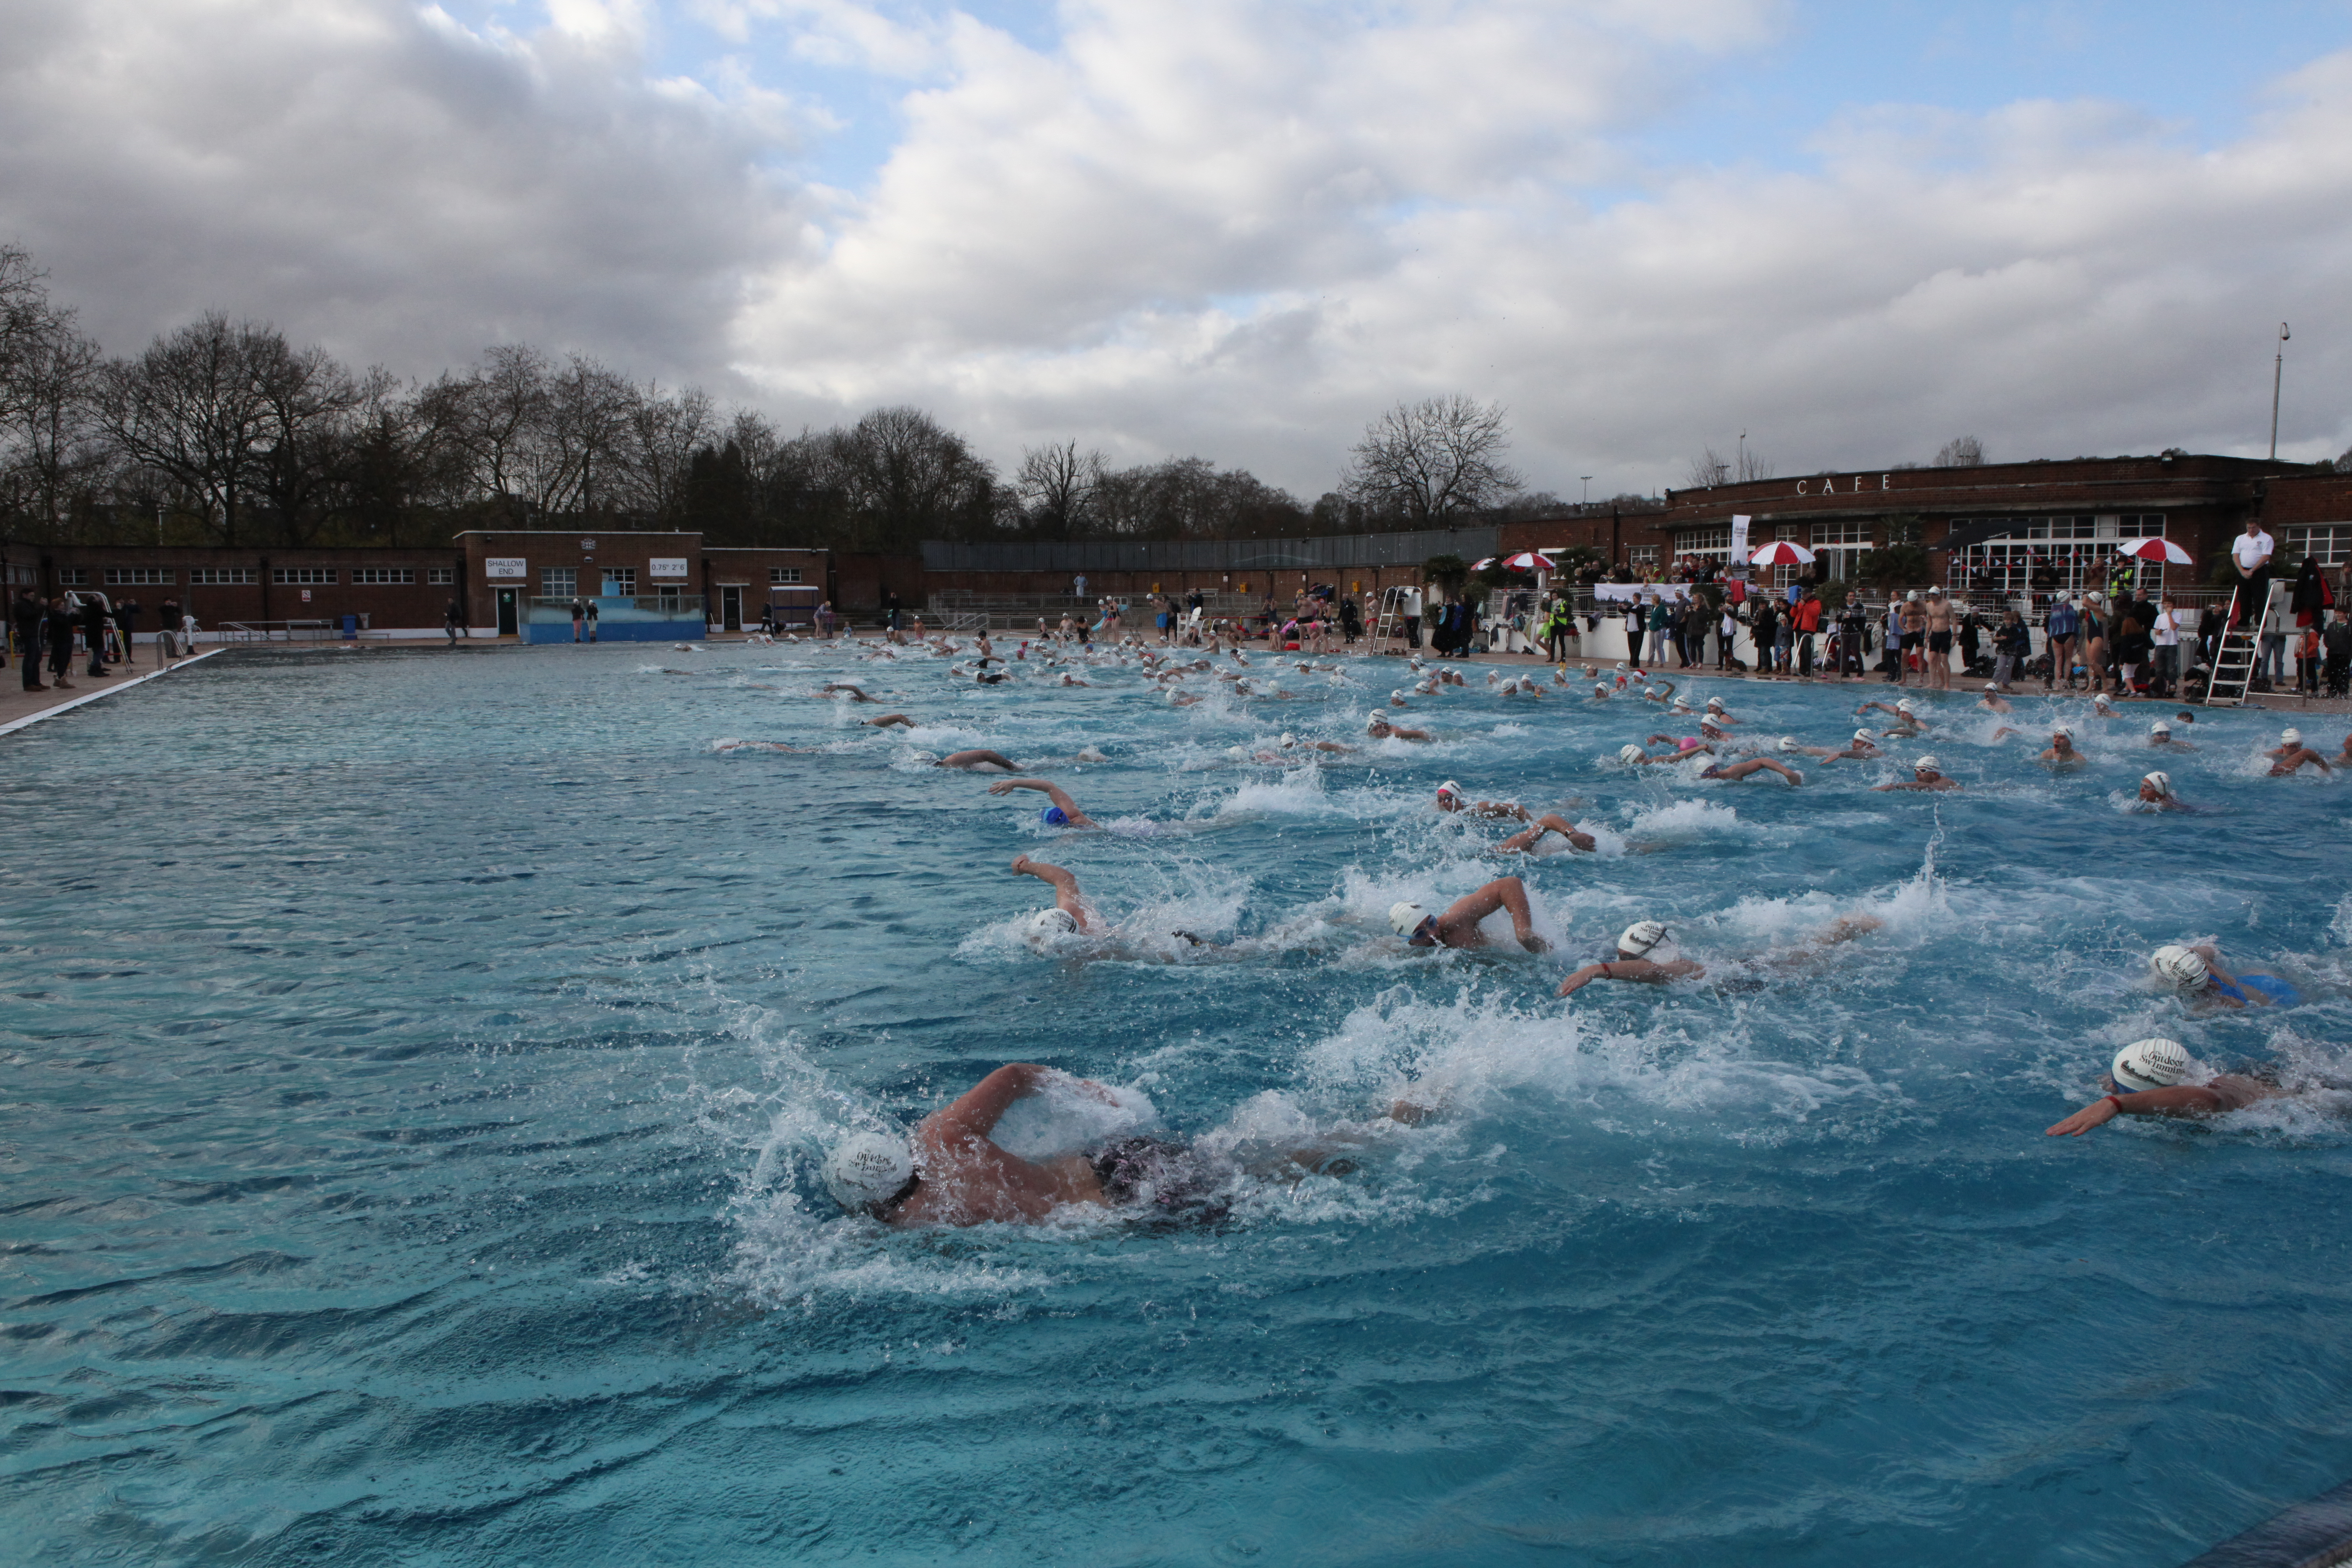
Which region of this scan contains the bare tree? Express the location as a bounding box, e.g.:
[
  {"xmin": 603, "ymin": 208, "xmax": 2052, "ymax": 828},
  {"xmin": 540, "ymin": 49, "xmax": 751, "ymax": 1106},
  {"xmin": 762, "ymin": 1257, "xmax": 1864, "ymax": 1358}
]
[
  {"xmin": 1341, "ymin": 394, "xmax": 1522, "ymax": 523},
  {"xmin": 828, "ymin": 407, "xmax": 998, "ymax": 550},
  {"xmin": 250, "ymin": 340, "xmax": 371, "ymax": 545},
  {"xmin": 1934, "ymin": 436, "xmax": 1986, "ymax": 467},
  {"xmin": 95, "ymin": 313, "xmax": 284, "ymax": 546},
  {"xmin": 0, "ymin": 251, "xmax": 104, "ymax": 543},
  {"xmin": 1684, "ymin": 447, "xmax": 1731, "ymax": 488},
  {"xmin": 1015, "ymin": 440, "xmax": 1103, "ymax": 539}
]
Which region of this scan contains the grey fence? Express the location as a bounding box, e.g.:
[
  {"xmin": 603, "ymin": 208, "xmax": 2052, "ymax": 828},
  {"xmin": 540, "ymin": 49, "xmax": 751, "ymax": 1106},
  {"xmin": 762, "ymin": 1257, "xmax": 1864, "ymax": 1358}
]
[{"xmin": 920, "ymin": 526, "xmax": 1501, "ymax": 575}]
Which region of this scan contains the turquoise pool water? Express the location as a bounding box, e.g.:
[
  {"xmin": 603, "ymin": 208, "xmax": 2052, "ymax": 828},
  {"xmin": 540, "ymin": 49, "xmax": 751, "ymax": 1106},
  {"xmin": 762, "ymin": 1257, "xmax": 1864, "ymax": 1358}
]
[{"xmin": 7, "ymin": 643, "xmax": 2352, "ymax": 1566}]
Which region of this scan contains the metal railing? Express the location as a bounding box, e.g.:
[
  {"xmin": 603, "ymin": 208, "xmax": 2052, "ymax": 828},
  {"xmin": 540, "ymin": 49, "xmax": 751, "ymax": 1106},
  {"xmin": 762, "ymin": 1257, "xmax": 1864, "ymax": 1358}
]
[{"xmin": 219, "ymin": 619, "xmax": 341, "ymax": 643}]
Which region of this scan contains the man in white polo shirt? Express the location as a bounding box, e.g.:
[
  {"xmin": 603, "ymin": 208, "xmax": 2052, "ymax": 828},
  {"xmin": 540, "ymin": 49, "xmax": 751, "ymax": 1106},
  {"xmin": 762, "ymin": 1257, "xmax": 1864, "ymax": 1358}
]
[{"xmin": 2232, "ymin": 517, "xmax": 2275, "ymax": 619}]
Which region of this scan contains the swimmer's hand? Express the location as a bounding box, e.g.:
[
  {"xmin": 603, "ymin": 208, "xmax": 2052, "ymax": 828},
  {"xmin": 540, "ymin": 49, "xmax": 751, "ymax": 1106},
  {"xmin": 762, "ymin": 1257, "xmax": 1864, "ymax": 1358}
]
[
  {"xmin": 2045, "ymin": 1098, "xmax": 2122, "ymax": 1137},
  {"xmin": 1556, "ymin": 964, "xmax": 1605, "ymax": 997}
]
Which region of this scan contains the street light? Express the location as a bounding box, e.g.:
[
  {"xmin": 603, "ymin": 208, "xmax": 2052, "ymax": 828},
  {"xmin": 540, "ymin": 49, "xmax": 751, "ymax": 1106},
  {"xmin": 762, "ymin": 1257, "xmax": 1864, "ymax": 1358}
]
[
  {"xmin": 1579, "ymin": 475, "xmax": 1593, "ymax": 506},
  {"xmin": 2270, "ymin": 322, "xmax": 2290, "ymax": 460}
]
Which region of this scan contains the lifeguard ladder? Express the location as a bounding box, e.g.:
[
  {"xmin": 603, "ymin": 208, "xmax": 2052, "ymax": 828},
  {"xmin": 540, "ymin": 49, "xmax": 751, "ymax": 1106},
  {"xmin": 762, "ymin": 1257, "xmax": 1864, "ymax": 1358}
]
[{"xmin": 2202, "ymin": 579, "xmax": 2291, "ymax": 707}]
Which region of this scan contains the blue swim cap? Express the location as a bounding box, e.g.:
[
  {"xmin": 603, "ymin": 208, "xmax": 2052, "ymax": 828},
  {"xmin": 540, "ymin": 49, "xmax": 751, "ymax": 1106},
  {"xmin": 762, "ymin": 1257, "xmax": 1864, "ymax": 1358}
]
[{"xmin": 1040, "ymin": 806, "xmax": 1070, "ymax": 826}]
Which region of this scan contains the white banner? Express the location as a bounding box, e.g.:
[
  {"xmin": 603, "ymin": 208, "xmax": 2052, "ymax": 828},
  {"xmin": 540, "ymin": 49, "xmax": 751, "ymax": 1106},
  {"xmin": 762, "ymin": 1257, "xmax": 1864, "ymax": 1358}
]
[
  {"xmin": 1591, "ymin": 583, "xmax": 1694, "ymax": 602},
  {"xmin": 1729, "ymin": 514, "xmax": 1751, "ymax": 559},
  {"xmin": 650, "ymin": 557, "xmax": 689, "ymax": 579},
  {"xmin": 484, "ymin": 557, "xmax": 526, "ymax": 580}
]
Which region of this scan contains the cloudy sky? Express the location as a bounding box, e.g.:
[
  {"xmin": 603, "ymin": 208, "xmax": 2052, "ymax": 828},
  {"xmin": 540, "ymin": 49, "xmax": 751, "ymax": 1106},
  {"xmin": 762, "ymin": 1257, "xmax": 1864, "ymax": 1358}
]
[{"xmin": 4, "ymin": 0, "xmax": 2349, "ymax": 498}]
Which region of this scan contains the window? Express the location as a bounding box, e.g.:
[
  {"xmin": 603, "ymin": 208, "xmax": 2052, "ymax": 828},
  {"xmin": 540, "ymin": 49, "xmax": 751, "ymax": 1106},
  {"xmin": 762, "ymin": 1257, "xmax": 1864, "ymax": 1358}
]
[
  {"xmin": 602, "ymin": 567, "xmax": 637, "ymax": 596},
  {"xmin": 189, "ymin": 567, "xmax": 257, "ymax": 585},
  {"xmin": 1627, "ymin": 546, "xmax": 1658, "ymax": 567},
  {"xmin": 770, "ymin": 566, "xmax": 803, "ymax": 584},
  {"xmin": 427, "ymin": 566, "xmax": 454, "ymax": 585},
  {"xmin": 1674, "ymin": 527, "xmax": 1731, "ymax": 556},
  {"xmin": 541, "ymin": 567, "xmax": 577, "ymax": 597},
  {"xmin": 2117, "ymin": 514, "xmax": 2166, "ymax": 538},
  {"xmin": 57, "ymin": 568, "xmax": 88, "ymax": 585},
  {"xmin": 1810, "ymin": 521, "xmax": 1872, "ymax": 546},
  {"xmin": 104, "ymin": 567, "xmax": 173, "ymax": 585},
  {"xmin": 273, "ymin": 567, "xmax": 335, "ymax": 585},
  {"xmin": 2284, "ymin": 525, "xmax": 2352, "ymax": 566},
  {"xmin": 351, "ymin": 567, "xmax": 413, "ymax": 585}
]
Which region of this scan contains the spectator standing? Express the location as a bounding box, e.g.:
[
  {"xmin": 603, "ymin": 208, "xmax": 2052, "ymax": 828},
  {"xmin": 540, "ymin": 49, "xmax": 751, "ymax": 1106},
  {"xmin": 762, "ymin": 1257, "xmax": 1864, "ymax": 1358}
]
[
  {"xmin": 1073, "ymin": 573, "xmax": 1087, "ymax": 601},
  {"xmin": 1992, "ymin": 609, "xmax": 2030, "ymax": 690},
  {"xmin": 2150, "ymin": 596, "xmax": 2182, "ymax": 697},
  {"xmin": 14, "ymin": 589, "xmax": 46, "ymax": 689},
  {"xmin": 1400, "ymin": 585, "xmax": 1423, "ymax": 650},
  {"xmin": 113, "ymin": 598, "xmax": 139, "ymax": 665},
  {"xmin": 585, "ymin": 599, "xmax": 599, "ymax": 642},
  {"xmin": 2323, "ymin": 608, "xmax": 2352, "ymax": 697},
  {"xmin": 570, "ymin": 598, "xmax": 585, "ymax": 643},
  {"xmin": 155, "ymin": 596, "xmax": 182, "ymax": 662},
  {"xmin": 44, "ymin": 596, "xmax": 77, "ymax": 689},
  {"xmin": 445, "ymin": 598, "xmax": 465, "ymax": 644},
  {"xmin": 1645, "ymin": 595, "xmax": 1672, "ymax": 667},
  {"xmin": 1794, "ymin": 588, "xmax": 1822, "ymax": 678},
  {"xmin": 80, "ymin": 594, "xmax": 111, "ymax": 678},
  {"xmin": 1750, "ymin": 596, "xmax": 1779, "ymax": 678}
]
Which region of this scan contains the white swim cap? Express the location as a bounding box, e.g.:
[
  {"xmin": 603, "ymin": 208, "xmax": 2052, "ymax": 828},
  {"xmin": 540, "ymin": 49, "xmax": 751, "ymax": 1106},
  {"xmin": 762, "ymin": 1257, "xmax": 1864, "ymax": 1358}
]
[
  {"xmin": 1617, "ymin": 920, "xmax": 1668, "ymax": 958},
  {"xmin": 2151, "ymin": 720, "xmax": 2170, "ymax": 734},
  {"xmin": 2051, "ymin": 724, "xmax": 2074, "ymax": 739},
  {"xmin": 2282, "ymin": 727, "xmax": 2303, "ymax": 744},
  {"xmin": 1705, "ymin": 696, "xmax": 1725, "ymax": 710},
  {"xmin": 822, "ymin": 1132, "xmax": 915, "ymax": 1211},
  {"xmin": 1594, "ymin": 684, "xmax": 1609, "ymax": 695},
  {"xmin": 1643, "ymin": 686, "xmax": 1657, "ymax": 696},
  {"xmin": 1985, "ymin": 682, "xmax": 1999, "ymax": 691},
  {"xmin": 1279, "ymin": 733, "xmax": 1295, "ymax": 747},
  {"xmin": 1906, "ymin": 589, "xmax": 1921, "ymax": 601},
  {"xmin": 1619, "ymin": 743, "xmax": 1645, "ymax": 764},
  {"xmin": 1853, "ymin": 727, "xmax": 1874, "ymax": 742},
  {"xmin": 1778, "ymin": 736, "xmax": 1798, "ymax": 751},
  {"xmin": 1436, "ymin": 780, "xmax": 1461, "ymax": 801},
  {"xmin": 2111, "ymin": 1037, "xmax": 2193, "ymax": 1094},
  {"xmin": 2149, "ymin": 944, "xmax": 2210, "ymax": 990},
  {"xmin": 1896, "ymin": 698, "xmax": 1916, "ymax": 713},
  {"xmin": 1614, "ymin": 661, "xmax": 1627, "ymax": 671},
  {"xmin": 1389, "ymin": 900, "xmax": 1429, "ymax": 936},
  {"xmin": 1029, "ymin": 907, "xmax": 1078, "ymax": 938},
  {"xmin": 2093, "ymin": 692, "xmax": 2112, "ymax": 707},
  {"xmin": 1914, "ymin": 756, "xmax": 1939, "ymax": 773}
]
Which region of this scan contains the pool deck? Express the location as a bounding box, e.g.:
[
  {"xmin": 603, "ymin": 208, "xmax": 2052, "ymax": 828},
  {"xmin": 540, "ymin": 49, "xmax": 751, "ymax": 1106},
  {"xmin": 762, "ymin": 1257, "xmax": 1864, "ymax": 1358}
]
[{"xmin": 0, "ymin": 649, "xmax": 224, "ymax": 736}]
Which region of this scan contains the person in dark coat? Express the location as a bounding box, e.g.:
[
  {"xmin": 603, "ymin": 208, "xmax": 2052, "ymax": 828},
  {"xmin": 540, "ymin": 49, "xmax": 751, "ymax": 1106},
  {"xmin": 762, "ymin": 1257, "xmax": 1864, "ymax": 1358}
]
[
  {"xmin": 81, "ymin": 594, "xmax": 112, "ymax": 676},
  {"xmin": 45, "ymin": 596, "xmax": 78, "ymax": 689},
  {"xmin": 14, "ymin": 589, "xmax": 46, "ymax": 689}
]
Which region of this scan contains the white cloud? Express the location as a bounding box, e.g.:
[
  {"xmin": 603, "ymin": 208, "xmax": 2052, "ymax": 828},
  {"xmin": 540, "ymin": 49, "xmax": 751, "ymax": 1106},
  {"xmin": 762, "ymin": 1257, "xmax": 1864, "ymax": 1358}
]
[{"xmin": 4, "ymin": 0, "xmax": 2348, "ymax": 498}]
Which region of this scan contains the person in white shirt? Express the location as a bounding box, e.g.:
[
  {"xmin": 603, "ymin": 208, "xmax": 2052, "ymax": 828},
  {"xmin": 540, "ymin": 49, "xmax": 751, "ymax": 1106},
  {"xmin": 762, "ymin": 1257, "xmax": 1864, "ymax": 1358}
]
[
  {"xmin": 2151, "ymin": 594, "xmax": 2183, "ymax": 697},
  {"xmin": 2232, "ymin": 520, "xmax": 2275, "ymax": 615}
]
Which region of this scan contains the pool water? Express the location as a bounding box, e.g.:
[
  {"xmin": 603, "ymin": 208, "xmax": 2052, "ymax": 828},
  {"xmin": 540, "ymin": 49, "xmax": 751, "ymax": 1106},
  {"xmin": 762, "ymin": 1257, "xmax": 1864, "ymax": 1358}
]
[{"xmin": 7, "ymin": 643, "xmax": 2352, "ymax": 1567}]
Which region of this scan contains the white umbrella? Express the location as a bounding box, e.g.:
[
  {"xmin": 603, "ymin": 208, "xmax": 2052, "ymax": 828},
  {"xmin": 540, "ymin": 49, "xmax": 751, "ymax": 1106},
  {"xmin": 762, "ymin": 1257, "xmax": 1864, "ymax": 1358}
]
[
  {"xmin": 1500, "ymin": 551, "xmax": 1557, "ymax": 572},
  {"xmin": 1749, "ymin": 540, "xmax": 1817, "ymax": 566}
]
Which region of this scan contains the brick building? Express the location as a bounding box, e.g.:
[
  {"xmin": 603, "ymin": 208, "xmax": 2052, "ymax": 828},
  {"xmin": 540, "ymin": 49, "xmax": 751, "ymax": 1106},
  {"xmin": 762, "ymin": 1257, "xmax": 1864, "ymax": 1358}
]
[
  {"xmin": 1496, "ymin": 455, "xmax": 2352, "ymax": 599},
  {"xmin": 13, "ymin": 533, "xmax": 833, "ymax": 640}
]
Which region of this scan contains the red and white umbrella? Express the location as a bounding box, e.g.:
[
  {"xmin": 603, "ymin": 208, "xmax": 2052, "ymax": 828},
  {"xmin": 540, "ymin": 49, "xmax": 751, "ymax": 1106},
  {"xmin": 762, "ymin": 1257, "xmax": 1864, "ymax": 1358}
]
[
  {"xmin": 1473, "ymin": 552, "xmax": 1557, "ymax": 572},
  {"xmin": 1749, "ymin": 540, "xmax": 1816, "ymax": 566},
  {"xmin": 2116, "ymin": 537, "xmax": 2194, "ymax": 565}
]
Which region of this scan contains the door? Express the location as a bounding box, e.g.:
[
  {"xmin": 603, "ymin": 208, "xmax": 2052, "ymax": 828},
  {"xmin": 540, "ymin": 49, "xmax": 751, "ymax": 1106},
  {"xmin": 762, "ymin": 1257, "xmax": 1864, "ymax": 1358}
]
[
  {"xmin": 721, "ymin": 586, "xmax": 742, "ymax": 632},
  {"xmin": 496, "ymin": 588, "xmax": 518, "ymax": 637}
]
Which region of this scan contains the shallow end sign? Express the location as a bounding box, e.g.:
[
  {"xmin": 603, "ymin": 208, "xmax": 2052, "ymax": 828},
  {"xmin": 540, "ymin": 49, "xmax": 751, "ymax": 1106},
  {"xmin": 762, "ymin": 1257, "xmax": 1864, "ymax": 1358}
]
[
  {"xmin": 485, "ymin": 558, "xmax": 526, "ymax": 580},
  {"xmin": 649, "ymin": 558, "xmax": 689, "ymax": 580}
]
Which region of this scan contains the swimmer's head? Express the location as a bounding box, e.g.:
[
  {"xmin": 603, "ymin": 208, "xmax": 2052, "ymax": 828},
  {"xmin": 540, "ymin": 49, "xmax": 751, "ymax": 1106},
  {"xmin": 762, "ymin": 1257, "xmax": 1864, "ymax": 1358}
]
[
  {"xmin": 1435, "ymin": 781, "xmax": 1462, "ymax": 809},
  {"xmin": 1367, "ymin": 716, "xmax": 1391, "ymax": 735},
  {"xmin": 1906, "ymin": 589, "xmax": 1921, "ymax": 601},
  {"xmin": 2092, "ymin": 692, "xmax": 2112, "ymax": 708},
  {"xmin": 2110, "ymin": 1037, "xmax": 2194, "ymax": 1094},
  {"xmin": 1913, "ymin": 756, "xmax": 1940, "ymax": 776},
  {"xmin": 1040, "ymin": 806, "xmax": 1070, "ymax": 826},
  {"xmin": 1778, "ymin": 736, "xmax": 1799, "ymax": 752},
  {"xmin": 2142, "ymin": 771, "xmax": 2173, "ymax": 798},
  {"xmin": 822, "ymin": 1132, "xmax": 916, "ymax": 1213},
  {"xmin": 1853, "ymin": 728, "xmax": 1875, "ymax": 743},
  {"xmin": 1643, "ymin": 686, "xmax": 1657, "ymax": 697},
  {"xmin": 1896, "ymin": 698, "xmax": 1916, "ymax": 714},
  {"xmin": 2149, "ymin": 944, "xmax": 2210, "ymax": 991},
  {"xmin": 1676, "ymin": 737, "xmax": 1705, "ymax": 753},
  {"xmin": 1389, "ymin": 901, "xmax": 1438, "ymax": 946},
  {"xmin": 1705, "ymin": 696, "xmax": 1725, "ymax": 712},
  {"xmin": 1985, "ymin": 682, "xmax": 1999, "ymax": 692},
  {"xmin": 1028, "ymin": 907, "xmax": 1078, "ymax": 939},
  {"xmin": 1617, "ymin": 920, "xmax": 1668, "ymax": 959},
  {"xmin": 2151, "ymin": 720, "xmax": 2171, "ymax": 736},
  {"xmin": 1279, "ymin": 733, "xmax": 1295, "ymax": 748},
  {"xmin": 1619, "ymin": 744, "xmax": 1645, "ymax": 764},
  {"xmin": 2282, "ymin": 727, "xmax": 2303, "ymax": 745},
  {"xmin": 2050, "ymin": 725, "xmax": 2074, "ymax": 741},
  {"xmin": 1594, "ymin": 684, "xmax": 1609, "ymax": 696}
]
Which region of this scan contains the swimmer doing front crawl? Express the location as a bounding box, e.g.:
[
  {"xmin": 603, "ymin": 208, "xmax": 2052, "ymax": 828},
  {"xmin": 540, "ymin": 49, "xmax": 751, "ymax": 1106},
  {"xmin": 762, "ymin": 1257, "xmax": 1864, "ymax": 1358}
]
[
  {"xmin": 2044, "ymin": 1037, "xmax": 2299, "ymax": 1137},
  {"xmin": 1387, "ymin": 877, "xmax": 1550, "ymax": 952},
  {"xmin": 1554, "ymin": 913, "xmax": 1882, "ymax": 997},
  {"xmin": 820, "ymin": 1063, "xmax": 1427, "ymax": 1227},
  {"xmin": 989, "ymin": 777, "xmax": 1098, "ymax": 827}
]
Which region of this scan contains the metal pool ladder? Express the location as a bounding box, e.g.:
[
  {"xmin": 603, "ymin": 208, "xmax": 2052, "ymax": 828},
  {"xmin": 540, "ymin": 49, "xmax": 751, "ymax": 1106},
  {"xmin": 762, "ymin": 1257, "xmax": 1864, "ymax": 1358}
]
[{"xmin": 2203, "ymin": 580, "xmax": 2291, "ymax": 707}]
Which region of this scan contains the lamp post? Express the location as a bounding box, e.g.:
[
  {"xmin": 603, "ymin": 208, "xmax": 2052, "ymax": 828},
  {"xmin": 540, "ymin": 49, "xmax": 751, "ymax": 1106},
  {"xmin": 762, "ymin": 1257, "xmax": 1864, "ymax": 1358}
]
[
  {"xmin": 2270, "ymin": 322, "xmax": 2290, "ymax": 460},
  {"xmin": 1580, "ymin": 475, "xmax": 1592, "ymax": 506}
]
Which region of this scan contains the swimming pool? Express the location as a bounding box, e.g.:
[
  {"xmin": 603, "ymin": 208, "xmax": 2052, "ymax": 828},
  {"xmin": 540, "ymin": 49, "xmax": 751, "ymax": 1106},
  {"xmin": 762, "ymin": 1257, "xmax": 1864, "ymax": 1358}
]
[{"xmin": 6, "ymin": 643, "xmax": 2351, "ymax": 1566}]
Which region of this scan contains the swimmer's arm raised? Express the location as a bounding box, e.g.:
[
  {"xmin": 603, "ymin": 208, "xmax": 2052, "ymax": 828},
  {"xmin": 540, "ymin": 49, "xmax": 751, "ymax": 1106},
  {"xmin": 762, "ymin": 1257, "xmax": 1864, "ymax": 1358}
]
[{"xmin": 988, "ymin": 778, "xmax": 1096, "ymax": 825}]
